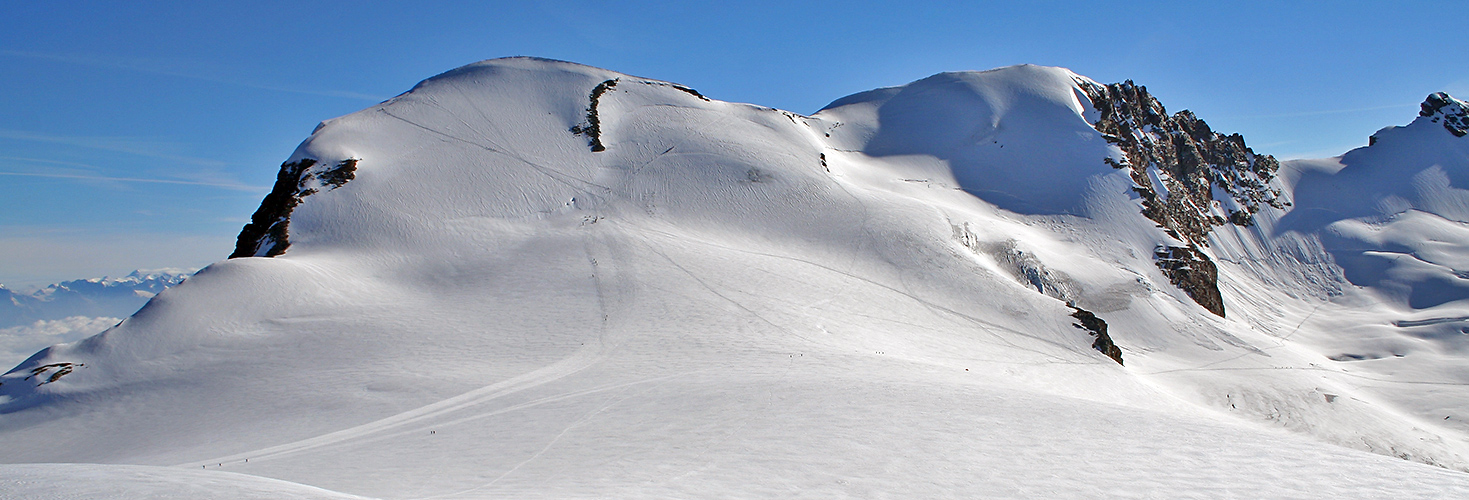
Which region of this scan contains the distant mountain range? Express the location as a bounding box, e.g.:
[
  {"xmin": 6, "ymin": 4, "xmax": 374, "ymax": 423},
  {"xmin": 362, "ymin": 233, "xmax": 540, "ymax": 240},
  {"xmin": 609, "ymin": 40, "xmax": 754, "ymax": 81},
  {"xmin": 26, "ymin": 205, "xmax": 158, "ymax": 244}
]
[
  {"xmin": 0, "ymin": 270, "xmax": 191, "ymax": 366},
  {"xmin": 1, "ymin": 270, "xmax": 191, "ymax": 328}
]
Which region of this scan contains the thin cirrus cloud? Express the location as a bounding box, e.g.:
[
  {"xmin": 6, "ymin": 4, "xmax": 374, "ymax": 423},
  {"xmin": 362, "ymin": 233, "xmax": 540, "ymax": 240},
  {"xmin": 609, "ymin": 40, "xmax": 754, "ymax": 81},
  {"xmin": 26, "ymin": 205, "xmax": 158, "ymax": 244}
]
[
  {"xmin": 0, "ymin": 156, "xmax": 266, "ymax": 192},
  {"xmin": 0, "ymin": 170, "xmax": 265, "ymax": 192},
  {"xmin": 1216, "ymin": 102, "xmax": 1420, "ymax": 120},
  {"xmin": 0, "ymin": 49, "xmax": 387, "ymax": 102},
  {"xmin": 0, "ymin": 129, "xmax": 230, "ymax": 168}
]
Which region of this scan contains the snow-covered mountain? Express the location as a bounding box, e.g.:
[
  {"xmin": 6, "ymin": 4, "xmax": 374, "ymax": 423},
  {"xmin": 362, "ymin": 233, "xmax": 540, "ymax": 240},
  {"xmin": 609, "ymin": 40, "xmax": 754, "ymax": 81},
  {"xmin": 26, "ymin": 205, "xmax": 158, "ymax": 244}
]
[
  {"xmin": 3, "ymin": 58, "xmax": 1469, "ymax": 498},
  {"xmin": 0, "ymin": 270, "xmax": 190, "ymax": 326},
  {"xmin": 0, "ymin": 270, "xmax": 191, "ymax": 367}
]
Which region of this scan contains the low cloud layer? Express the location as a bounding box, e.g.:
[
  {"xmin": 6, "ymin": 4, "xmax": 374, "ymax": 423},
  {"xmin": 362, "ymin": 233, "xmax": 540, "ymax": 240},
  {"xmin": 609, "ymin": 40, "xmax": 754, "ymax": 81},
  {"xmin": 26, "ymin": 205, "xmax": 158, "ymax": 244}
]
[{"xmin": 0, "ymin": 316, "xmax": 119, "ymax": 369}]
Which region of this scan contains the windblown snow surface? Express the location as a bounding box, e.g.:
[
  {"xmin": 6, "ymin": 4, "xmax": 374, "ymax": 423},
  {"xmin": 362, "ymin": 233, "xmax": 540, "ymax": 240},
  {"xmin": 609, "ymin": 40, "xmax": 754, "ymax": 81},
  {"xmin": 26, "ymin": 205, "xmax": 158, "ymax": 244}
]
[{"xmin": 4, "ymin": 58, "xmax": 1469, "ymax": 498}]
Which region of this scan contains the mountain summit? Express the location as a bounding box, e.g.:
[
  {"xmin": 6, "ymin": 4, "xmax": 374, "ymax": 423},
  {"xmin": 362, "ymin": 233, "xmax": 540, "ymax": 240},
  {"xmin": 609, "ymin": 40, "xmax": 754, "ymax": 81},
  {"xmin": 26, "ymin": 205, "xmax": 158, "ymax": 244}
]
[
  {"xmin": 4, "ymin": 58, "xmax": 1469, "ymax": 498},
  {"xmin": 1421, "ymin": 91, "xmax": 1469, "ymax": 137}
]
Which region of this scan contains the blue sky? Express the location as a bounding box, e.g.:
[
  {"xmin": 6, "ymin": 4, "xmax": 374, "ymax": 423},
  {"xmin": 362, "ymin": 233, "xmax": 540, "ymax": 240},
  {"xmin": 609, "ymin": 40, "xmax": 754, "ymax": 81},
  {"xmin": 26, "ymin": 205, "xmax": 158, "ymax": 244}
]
[{"xmin": 2, "ymin": 1, "xmax": 1465, "ymax": 287}]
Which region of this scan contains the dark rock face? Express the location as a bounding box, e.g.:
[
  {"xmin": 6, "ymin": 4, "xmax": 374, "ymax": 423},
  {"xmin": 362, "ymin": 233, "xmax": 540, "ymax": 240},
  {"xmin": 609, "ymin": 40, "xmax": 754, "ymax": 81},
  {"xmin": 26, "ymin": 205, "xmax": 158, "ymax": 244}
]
[
  {"xmin": 1077, "ymin": 80, "xmax": 1286, "ymax": 246},
  {"xmin": 1155, "ymin": 245, "xmax": 1225, "ymax": 317},
  {"xmin": 570, "ymin": 79, "xmax": 619, "ymax": 152},
  {"xmin": 231, "ymin": 158, "xmax": 359, "ymax": 259},
  {"xmin": 1420, "ymin": 92, "xmax": 1468, "ymax": 138},
  {"xmin": 667, "ymin": 83, "xmax": 710, "ymax": 101},
  {"xmin": 1070, "ymin": 306, "xmax": 1123, "ymax": 365}
]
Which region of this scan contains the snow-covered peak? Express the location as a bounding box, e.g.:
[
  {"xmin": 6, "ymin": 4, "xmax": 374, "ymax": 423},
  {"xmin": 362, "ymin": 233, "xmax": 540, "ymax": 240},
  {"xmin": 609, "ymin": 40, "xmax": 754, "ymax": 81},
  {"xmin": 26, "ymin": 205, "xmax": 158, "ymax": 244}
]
[
  {"xmin": 1272, "ymin": 89, "xmax": 1469, "ymax": 313},
  {"xmin": 408, "ymin": 56, "xmax": 620, "ymax": 86},
  {"xmin": 0, "ymin": 269, "xmax": 191, "ymax": 329},
  {"xmin": 1366, "ymin": 91, "xmax": 1469, "ymax": 149},
  {"xmin": 23, "ymin": 270, "xmax": 189, "ymax": 303},
  {"xmin": 816, "ymin": 64, "xmax": 1094, "ymax": 142},
  {"xmin": 1420, "ymin": 91, "xmax": 1469, "ymax": 137},
  {"xmin": 815, "ymin": 64, "xmax": 1111, "ymax": 215},
  {"xmin": 1291, "ymin": 91, "xmax": 1469, "ymax": 229}
]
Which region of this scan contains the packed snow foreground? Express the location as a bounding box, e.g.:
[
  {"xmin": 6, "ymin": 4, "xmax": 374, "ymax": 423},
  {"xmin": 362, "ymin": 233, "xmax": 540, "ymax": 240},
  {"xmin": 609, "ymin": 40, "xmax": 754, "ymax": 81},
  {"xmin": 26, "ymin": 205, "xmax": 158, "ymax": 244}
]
[{"xmin": 4, "ymin": 57, "xmax": 1469, "ymax": 498}]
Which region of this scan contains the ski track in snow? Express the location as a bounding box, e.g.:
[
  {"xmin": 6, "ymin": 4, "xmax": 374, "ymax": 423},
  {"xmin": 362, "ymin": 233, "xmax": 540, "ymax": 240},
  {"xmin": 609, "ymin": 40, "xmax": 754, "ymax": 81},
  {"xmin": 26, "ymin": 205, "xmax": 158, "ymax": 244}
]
[
  {"xmin": 628, "ymin": 221, "xmax": 1084, "ymax": 363},
  {"xmin": 187, "ymin": 345, "xmax": 608, "ymax": 466},
  {"xmin": 408, "ymin": 375, "xmax": 680, "ymax": 500},
  {"xmin": 187, "ymin": 231, "xmax": 630, "ymax": 467}
]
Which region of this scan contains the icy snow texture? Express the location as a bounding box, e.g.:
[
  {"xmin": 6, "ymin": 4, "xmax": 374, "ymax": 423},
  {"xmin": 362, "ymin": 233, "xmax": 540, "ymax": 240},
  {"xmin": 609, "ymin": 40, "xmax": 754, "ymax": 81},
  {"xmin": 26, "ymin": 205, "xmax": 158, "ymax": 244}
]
[{"xmin": 3, "ymin": 58, "xmax": 1469, "ymax": 498}]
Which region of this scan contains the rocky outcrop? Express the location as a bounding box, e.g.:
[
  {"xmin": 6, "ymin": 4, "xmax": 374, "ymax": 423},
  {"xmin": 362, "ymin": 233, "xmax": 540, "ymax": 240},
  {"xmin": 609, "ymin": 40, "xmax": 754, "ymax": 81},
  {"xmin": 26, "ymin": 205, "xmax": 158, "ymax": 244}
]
[
  {"xmin": 669, "ymin": 83, "xmax": 709, "ymax": 101},
  {"xmin": 1077, "ymin": 79, "xmax": 1280, "ymax": 317},
  {"xmin": 1155, "ymin": 245, "xmax": 1225, "ymax": 317},
  {"xmin": 1421, "ymin": 92, "xmax": 1468, "ymax": 138},
  {"xmin": 2, "ymin": 362, "xmax": 84, "ymax": 387},
  {"xmin": 231, "ymin": 158, "xmax": 359, "ymax": 259},
  {"xmin": 570, "ymin": 79, "xmax": 619, "ymax": 152},
  {"xmin": 1077, "ymin": 80, "xmax": 1286, "ymax": 245},
  {"xmin": 27, "ymin": 362, "xmax": 81, "ymax": 385},
  {"xmin": 569, "ymin": 79, "xmax": 708, "ymax": 152},
  {"xmin": 1070, "ymin": 306, "xmax": 1123, "ymax": 365}
]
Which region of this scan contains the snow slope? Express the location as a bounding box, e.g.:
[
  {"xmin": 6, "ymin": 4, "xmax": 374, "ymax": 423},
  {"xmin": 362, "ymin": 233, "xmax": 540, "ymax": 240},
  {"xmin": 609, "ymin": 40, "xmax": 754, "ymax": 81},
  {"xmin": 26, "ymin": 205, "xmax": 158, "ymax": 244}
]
[
  {"xmin": 1197, "ymin": 90, "xmax": 1469, "ymax": 461},
  {"xmin": 2, "ymin": 58, "xmax": 1468, "ymax": 498}
]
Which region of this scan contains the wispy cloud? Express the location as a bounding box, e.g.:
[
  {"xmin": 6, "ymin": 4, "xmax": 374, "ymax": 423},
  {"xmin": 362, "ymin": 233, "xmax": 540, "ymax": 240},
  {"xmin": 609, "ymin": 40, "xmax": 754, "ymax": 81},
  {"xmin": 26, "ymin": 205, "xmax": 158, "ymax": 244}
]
[
  {"xmin": 0, "ymin": 156, "xmax": 99, "ymax": 170},
  {"xmin": 0, "ymin": 170, "xmax": 266, "ymax": 191},
  {"xmin": 0, "ymin": 49, "xmax": 387, "ymax": 101},
  {"xmin": 0, "ymin": 155, "xmax": 265, "ymax": 191},
  {"xmin": 1218, "ymin": 103, "xmax": 1418, "ymax": 120},
  {"xmin": 0, "ymin": 129, "xmax": 230, "ymax": 168}
]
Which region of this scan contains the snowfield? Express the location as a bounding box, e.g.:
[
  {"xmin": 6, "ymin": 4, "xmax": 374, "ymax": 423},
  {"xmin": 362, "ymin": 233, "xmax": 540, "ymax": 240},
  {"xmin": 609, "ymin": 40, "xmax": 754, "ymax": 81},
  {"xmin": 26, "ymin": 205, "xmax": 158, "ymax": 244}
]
[{"xmin": 3, "ymin": 57, "xmax": 1468, "ymax": 498}]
